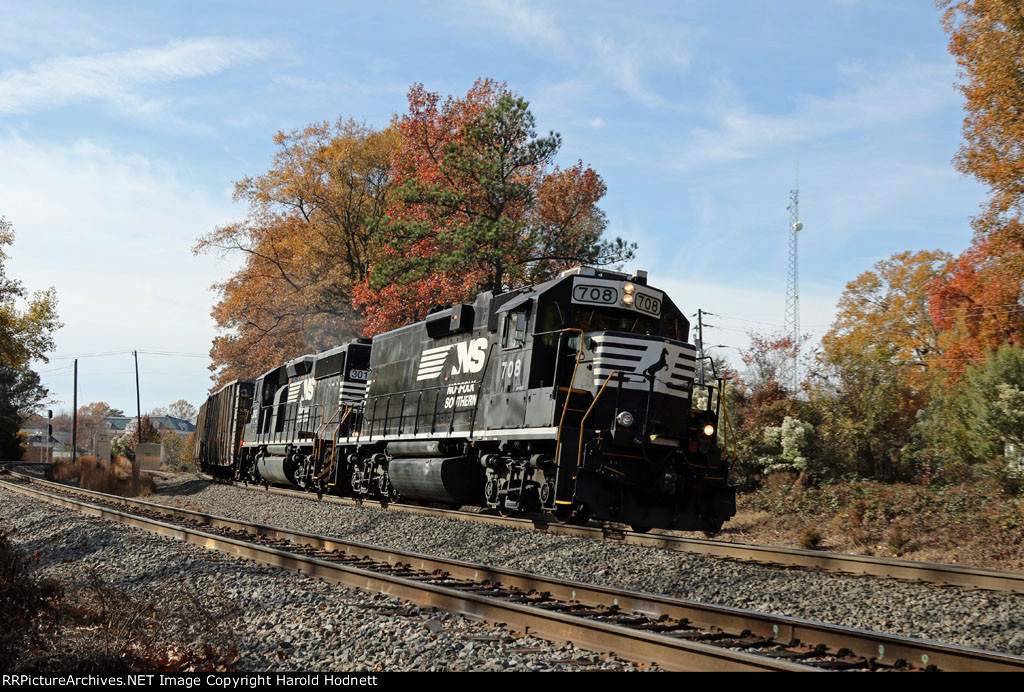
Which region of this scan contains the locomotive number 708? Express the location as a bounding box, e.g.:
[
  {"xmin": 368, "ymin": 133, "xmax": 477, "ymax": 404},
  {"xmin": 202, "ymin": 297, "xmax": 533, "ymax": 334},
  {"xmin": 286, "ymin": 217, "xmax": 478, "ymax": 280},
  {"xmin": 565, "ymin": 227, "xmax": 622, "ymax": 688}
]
[{"xmin": 500, "ymin": 359, "xmax": 522, "ymax": 380}]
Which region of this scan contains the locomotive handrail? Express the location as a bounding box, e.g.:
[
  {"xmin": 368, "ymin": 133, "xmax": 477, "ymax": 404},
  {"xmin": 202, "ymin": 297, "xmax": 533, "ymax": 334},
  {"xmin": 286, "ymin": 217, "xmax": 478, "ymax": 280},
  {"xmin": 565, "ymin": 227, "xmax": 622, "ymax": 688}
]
[
  {"xmin": 359, "ymin": 365, "xmax": 495, "ymax": 441},
  {"xmin": 316, "ymin": 404, "xmax": 352, "ymax": 482},
  {"xmin": 576, "ymin": 369, "xmax": 622, "ymax": 471},
  {"xmin": 550, "ymin": 328, "xmax": 585, "ymax": 463},
  {"xmin": 312, "ymin": 404, "xmax": 341, "ymax": 471}
]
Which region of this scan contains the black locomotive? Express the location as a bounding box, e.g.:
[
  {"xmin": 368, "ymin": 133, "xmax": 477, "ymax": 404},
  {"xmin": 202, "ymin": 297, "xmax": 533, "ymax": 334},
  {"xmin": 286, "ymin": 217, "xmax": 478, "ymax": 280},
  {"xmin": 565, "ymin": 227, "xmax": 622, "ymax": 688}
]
[{"xmin": 194, "ymin": 266, "xmax": 736, "ymax": 532}]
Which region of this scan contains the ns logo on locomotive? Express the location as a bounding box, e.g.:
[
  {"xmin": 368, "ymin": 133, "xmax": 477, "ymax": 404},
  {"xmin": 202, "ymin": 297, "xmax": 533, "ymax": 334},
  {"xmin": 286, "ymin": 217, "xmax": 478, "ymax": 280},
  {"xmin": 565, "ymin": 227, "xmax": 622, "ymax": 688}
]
[{"xmin": 194, "ymin": 266, "xmax": 736, "ymax": 532}]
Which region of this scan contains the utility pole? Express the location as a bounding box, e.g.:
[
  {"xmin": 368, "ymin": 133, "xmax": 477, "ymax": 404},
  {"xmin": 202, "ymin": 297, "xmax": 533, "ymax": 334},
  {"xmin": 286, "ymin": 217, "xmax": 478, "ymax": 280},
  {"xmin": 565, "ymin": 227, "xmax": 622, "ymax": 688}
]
[
  {"xmin": 133, "ymin": 350, "xmax": 141, "ymax": 479},
  {"xmin": 72, "ymin": 359, "xmax": 78, "ymax": 464},
  {"xmin": 697, "ymin": 309, "xmax": 705, "ymax": 386}
]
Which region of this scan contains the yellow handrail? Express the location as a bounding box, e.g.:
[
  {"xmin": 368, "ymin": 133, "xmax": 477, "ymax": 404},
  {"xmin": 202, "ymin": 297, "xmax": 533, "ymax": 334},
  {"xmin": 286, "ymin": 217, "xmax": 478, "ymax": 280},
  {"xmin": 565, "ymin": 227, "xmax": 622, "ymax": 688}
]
[
  {"xmin": 311, "ymin": 404, "xmax": 336, "ymax": 462},
  {"xmin": 316, "ymin": 404, "xmax": 351, "ymax": 481},
  {"xmin": 576, "ymin": 370, "xmax": 620, "ymax": 470}
]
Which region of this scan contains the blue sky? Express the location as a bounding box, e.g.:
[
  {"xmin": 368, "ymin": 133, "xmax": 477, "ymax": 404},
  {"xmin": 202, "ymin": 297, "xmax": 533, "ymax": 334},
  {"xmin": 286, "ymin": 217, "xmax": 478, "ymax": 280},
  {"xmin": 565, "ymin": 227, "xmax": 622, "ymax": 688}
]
[{"xmin": 0, "ymin": 0, "xmax": 986, "ymax": 414}]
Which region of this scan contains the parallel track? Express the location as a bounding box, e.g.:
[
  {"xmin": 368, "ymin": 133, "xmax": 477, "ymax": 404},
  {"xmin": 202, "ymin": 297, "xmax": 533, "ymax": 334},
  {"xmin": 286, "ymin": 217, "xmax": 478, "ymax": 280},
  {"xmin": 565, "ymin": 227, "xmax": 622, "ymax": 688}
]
[
  {"xmin": 198, "ymin": 473, "xmax": 1024, "ymax": 594},
  {"xmin": 3, "ymin": 471, "xmax": 1023, "ymax": 672}
]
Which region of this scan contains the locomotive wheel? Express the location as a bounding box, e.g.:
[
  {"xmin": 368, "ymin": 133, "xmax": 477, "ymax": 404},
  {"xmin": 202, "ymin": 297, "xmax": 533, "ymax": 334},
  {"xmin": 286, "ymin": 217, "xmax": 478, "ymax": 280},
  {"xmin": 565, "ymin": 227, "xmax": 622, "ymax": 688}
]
[{"xmin": 630, "ymin": 525, "xmax": 652, "ymax": 534}]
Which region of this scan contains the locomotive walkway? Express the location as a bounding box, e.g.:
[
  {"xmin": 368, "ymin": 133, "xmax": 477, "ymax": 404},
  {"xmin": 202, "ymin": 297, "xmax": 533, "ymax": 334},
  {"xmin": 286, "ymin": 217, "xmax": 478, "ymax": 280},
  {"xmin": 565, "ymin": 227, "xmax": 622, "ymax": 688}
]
[{"xmin": 3, "ymin": 469, "xmax": 1023, "ymax": 672}]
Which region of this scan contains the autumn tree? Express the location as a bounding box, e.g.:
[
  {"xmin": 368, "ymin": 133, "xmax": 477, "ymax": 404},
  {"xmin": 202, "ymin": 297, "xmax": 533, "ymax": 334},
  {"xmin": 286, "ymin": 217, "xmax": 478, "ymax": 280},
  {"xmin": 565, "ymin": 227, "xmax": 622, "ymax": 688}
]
[
  {"xmin": 934, "ymin": 1, "xmax": 1024, "ymax": 361},
  {"xmin": 941, "ymin": 1, "xmax": 1024, "ymax": 226},
  {"xmin": 929, "ymin": 233, "xmax": 1024, "ymax": 364},
  {"xmin": 195, "ymin": 120, "xmax": 399, "ymax": 384},
  {"xmin": 806, "ymin": 251, "xmax": 951, "ymax": 481},
  {"xmin": 811, "ymin": 346, "xmax": 925, "ymax": 481},
  {"xmin": 355, "ymin": 80, "xmax": 634, "ymax": 333},
  {"xmin": 151, "ymin": 399, "xmax": 197, "ymax": 423},
  {"xmin": 76, "ymin": 401, "xmax": 122, "ymax": 455},
  {"xmin": 119, "ymin": 415, "xmax": 160, "ymax": 461},
  {"xmin": 822, "ymin": 250, "xmax": 952, "ymax": 384},
  {"xmin": 0, "ymin": 217, "xmax": 59, "ymax": 458},
  {"xmin": 0, "ymin": 219, "xmax": 60, "ymax": 371}
]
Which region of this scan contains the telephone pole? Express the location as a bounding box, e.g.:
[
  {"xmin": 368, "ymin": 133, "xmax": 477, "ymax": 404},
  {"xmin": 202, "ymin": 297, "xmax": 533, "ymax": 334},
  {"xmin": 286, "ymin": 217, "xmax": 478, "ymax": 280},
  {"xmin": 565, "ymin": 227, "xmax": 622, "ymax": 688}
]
[
  {"xmin": 133, "ymin": 350, "xmax": 141, "ymax": 478},
  {"xmin": 72, "ymin": 359, "xmax": 78, "ymax": 463}
]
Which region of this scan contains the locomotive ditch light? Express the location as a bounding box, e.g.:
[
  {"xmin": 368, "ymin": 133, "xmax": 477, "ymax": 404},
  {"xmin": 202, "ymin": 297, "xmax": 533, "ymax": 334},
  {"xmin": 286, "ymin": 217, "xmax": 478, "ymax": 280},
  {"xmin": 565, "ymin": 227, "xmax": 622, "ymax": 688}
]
[
  {"xmin": 616, "ymin": 411, "xmax": 634, "ymax": 428},
  {"xmin": 703, "ymin": 424, "xmax": 715, "ymax": 436}
]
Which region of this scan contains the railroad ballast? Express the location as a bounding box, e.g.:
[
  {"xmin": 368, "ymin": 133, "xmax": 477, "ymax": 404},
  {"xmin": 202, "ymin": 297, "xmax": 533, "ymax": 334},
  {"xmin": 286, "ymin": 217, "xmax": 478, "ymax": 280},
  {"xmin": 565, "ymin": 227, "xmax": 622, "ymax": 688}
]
[{"xmin": 193, "ymin": 266, "xmax": 736, "ymax": 532}]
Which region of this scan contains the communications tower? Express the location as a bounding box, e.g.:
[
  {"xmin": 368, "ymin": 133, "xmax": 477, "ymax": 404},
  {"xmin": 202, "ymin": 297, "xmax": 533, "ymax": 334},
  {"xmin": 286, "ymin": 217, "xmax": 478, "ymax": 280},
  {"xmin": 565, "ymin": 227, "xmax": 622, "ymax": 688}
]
[{"xmin": 783, "ymin": 188, "xmax": 802, "ymax": 392}]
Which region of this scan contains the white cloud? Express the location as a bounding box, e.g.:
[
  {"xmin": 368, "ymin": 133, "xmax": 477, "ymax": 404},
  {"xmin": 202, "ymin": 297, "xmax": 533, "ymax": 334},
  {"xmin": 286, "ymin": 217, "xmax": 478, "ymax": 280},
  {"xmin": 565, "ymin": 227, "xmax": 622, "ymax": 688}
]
[
  {"xmin": 679, "ymin": 60, "xmax": 957, "ymax": 169},
  {"xmin": 0, "ymin": 37, "xmax": 278, "ymax": 116},
  {"xmin": 469, "ymin": 0, "xmax": 564, "ymax": 47},
  {"xmin": 0, "ymin": 134, "xmax": 239, "ymax": 411},
  {"xmin": 591, "ymin": 34, "xmax": 666, "ymax": 108}
]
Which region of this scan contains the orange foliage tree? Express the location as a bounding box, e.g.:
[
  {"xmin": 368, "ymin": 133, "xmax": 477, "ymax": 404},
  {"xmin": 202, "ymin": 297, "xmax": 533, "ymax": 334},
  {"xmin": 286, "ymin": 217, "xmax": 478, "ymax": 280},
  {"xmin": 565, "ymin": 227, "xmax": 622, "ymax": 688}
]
[
  {"xmin": 934, "ymin": 1, "xmax": 1024, "ymax": 364},
  {"xmin": 195, "ymin": 120, "xmax": 399, "ymax": 384},
  {"xmin": 354, "ymin": 79, "xmax": 634, "ymax": 334},
  {"xmin": 76, "ymin": 401, "xmax": 122, "ymax": 452},
  {"xmin": 822, "ymin": 250, "xmax": 952, "ymax": 382}
]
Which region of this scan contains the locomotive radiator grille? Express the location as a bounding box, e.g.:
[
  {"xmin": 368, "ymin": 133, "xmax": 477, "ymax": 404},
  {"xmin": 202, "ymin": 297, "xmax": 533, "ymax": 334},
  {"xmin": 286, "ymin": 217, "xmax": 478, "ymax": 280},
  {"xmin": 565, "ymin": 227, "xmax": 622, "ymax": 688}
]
[{"xmin": 339, "ymin": 380, "xmax": 367, "ymax": 405}]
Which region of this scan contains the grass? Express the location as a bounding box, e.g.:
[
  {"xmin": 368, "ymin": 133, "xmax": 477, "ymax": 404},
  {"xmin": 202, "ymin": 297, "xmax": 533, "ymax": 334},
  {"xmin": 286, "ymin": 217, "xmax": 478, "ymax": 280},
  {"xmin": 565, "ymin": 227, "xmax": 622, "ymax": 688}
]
[
  {"xmin": 721, "ymin": 473, "xmax": 1024, "ymax": 568},
  {"xmin": 49, "ymin": 455, "xmax": 155, "ymax": 497}
]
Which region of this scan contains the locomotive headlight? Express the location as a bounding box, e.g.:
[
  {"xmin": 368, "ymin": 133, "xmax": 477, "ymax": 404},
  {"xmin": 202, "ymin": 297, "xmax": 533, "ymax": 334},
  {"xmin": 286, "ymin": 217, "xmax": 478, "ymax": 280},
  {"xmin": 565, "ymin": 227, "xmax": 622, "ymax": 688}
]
[
  {"xmin": 616, "ymin": 411, "xmax": 635, "ymax": 428},
  {"xmin": 621, "ymin": 293, "xmax": 635, "ymax": 306},
  {"xmin": 703, "ymin": 424, "xmax": 715, "ymax": 436},
  {"xmin": 623, "ymin": 282, "xmax": 636, "ymax": 295}
]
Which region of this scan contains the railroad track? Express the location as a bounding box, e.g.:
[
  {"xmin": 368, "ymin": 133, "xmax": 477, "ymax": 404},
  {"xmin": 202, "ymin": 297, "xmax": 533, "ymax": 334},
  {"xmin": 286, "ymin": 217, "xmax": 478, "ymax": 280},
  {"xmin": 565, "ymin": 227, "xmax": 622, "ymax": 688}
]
[
  {"xmin": 3, "ymin": 471, "xmax": 1022, "ymax": 672},
  {"xmin": 195, "ymin": 472, "xmax": 1024, "ymax": 594}
]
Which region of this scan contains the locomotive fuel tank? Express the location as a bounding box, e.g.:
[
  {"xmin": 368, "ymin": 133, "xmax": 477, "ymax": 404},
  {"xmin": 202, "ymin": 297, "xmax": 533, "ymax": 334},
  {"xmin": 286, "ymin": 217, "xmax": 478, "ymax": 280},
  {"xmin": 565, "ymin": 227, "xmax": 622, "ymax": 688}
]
[
  {"xmin": 387, "ymin": 457, "xmax": 485, "ymax": 505},
  {"xmin": 256, "ymin": 455, "xmax": 297, "ymax": 486}
]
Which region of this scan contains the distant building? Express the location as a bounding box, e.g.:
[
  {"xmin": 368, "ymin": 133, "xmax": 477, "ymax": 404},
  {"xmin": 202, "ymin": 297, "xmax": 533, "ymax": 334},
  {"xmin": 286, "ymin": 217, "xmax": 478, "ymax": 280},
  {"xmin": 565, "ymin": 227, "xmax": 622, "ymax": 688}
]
[
  {"xmin": 18, "ymin": 429, "xmax": 74, "ymax": 459},
  {"xmin": 96, "ymin": 415, "xmax": 195, "ymax": 465}
]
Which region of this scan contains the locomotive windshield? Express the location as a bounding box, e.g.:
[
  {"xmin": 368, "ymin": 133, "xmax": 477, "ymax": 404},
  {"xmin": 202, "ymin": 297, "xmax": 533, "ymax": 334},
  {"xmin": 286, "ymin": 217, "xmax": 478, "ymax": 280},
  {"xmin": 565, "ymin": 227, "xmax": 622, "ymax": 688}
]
[{"xmin": 570, "ymin": 306, "xmax": 660, "ymax": 336}]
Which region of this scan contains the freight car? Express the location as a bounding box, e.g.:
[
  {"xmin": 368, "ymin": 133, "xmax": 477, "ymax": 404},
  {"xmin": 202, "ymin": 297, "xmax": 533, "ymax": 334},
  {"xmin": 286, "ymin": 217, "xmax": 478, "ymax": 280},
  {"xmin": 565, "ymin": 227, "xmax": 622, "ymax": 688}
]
[{"xmin": 195, "ymin": 266, "xmax": 736, "ymax": 532}]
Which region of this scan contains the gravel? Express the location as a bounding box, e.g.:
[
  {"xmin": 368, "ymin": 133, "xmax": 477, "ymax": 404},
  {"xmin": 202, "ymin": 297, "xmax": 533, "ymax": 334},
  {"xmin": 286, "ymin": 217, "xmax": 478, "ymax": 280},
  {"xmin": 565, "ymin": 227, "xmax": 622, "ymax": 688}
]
[
  {"xmin": 148, "ymin": 475, "xmax": 1024, "ymax": 656},
  {"xmin": 0, "ymin": 487, "xmax": 651, "ymax": 672}
]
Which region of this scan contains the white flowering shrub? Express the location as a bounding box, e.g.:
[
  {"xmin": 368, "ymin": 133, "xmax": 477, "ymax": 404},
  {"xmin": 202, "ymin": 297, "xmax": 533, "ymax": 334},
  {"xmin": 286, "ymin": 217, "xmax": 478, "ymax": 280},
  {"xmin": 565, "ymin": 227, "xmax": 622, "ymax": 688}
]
[
  {"xmin": 997, "ymin": 384, "xmax": 1024, "ymax": 476},
  {"xmin": 754, "ymin": 416, "xmax": 814, "ymax": 475}
]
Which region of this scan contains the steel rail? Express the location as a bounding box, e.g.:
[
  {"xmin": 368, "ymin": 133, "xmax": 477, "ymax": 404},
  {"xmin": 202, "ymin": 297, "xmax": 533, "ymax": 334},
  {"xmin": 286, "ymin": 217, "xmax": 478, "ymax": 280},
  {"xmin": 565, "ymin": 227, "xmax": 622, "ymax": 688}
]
[
  {"xmin": 0, "ymin": 476, "xmax": 808, "ymax": 672},
  {"xmin": 197, "ymin": 473, "xmax": 1024, "ymax": 594},
  {"xmin": 4, "ymin": 474, "xmax": 1023, "ymax": 672}
]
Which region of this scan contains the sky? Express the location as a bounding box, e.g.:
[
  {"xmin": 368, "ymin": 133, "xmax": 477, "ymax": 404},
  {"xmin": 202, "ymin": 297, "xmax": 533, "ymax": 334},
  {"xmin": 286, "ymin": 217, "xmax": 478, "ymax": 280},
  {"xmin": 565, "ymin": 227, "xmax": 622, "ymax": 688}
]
[{"xmin": 0, "ymin": 0, "xmax": 987, "ymax": 415}]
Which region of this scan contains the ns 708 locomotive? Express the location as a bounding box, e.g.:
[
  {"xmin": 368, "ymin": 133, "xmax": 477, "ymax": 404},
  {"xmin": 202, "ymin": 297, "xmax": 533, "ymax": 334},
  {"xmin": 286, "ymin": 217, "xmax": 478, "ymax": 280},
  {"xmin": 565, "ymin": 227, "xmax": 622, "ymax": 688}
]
[{"xmin": 194, "ymin": 266, "xmax": 736, "ymax": 532}]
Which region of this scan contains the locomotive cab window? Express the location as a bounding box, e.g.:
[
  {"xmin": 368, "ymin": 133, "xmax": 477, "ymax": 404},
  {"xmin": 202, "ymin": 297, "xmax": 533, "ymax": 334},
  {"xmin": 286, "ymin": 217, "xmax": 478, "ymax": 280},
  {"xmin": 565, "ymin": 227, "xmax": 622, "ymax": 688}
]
[
  {"xmin": 570, "ymin": 306, "xmax": 660, "ymax": 336},
  {"xmin": 502, "ymin": 310, "xmax": 528, "ymax": 349}
]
